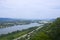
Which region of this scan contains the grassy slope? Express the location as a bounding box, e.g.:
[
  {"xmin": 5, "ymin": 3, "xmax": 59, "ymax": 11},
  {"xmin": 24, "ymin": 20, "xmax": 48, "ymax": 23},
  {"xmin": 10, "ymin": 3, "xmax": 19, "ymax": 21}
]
[{"xmin": 30, "ymin": 18, "xmax": 60, "ymax": 40}]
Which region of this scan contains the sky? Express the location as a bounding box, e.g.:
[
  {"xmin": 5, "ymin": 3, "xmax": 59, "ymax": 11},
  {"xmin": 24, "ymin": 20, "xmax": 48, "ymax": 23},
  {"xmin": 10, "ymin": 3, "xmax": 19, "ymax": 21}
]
[{"xmin": 0, "ymin": 0, "xmax": 60, "ymax": 19}]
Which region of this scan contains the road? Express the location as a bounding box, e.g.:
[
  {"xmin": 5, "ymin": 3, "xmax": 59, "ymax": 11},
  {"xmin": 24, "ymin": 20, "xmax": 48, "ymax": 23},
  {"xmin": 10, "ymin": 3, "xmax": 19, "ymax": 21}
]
[{"xmin": 13, "ymin": 25, "xmax": 43, "ymax": 40}]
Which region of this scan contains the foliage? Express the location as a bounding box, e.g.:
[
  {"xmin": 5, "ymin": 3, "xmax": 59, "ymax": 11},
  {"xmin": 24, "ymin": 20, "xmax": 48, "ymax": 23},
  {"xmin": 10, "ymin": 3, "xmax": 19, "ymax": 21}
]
[{"xmin": 30, "ymin": 18, "xmax": 60, "ymax": 40}]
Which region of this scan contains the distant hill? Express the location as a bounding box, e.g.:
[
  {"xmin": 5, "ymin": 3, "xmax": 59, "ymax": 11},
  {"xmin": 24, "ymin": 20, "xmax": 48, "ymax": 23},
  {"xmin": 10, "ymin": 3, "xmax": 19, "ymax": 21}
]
[
  {"xmin": 0, "ymin": 18, "xmax": 33, "ymax": 23},
  {"xmin": 0, "ymin": 18, "xmax": 14, "ymax": 21},
  {"xmin": 0, "ymin": 18, "xmax": 12, "ymax": 21}
]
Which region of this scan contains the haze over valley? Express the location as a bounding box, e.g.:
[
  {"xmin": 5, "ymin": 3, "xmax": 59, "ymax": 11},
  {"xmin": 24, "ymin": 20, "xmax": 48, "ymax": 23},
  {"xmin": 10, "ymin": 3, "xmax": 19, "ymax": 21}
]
[{"xmin": 0, "ymin": 0, "xmax": 60, "ymax": 40}]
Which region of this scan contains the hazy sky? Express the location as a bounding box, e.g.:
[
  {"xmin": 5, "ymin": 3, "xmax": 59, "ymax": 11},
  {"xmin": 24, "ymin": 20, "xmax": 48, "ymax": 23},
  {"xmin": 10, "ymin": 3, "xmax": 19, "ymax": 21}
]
[{"xmin": 0, "ymin": 0, "xmax": 60, "ymax": 19}]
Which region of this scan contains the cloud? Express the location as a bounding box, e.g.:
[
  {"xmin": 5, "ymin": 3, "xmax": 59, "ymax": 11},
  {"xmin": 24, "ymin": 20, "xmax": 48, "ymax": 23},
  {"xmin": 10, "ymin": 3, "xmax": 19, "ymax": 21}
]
[{"xmin": 0, "ymin": 0, "xmax": 60, "ymax": 19}]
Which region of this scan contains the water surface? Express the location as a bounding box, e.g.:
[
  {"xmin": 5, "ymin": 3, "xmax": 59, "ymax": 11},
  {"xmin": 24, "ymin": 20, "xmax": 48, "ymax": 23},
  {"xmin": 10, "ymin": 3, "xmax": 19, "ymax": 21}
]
[{"xmin": 0, "ymin": 23, "xmax": 40, "ymax": 35}]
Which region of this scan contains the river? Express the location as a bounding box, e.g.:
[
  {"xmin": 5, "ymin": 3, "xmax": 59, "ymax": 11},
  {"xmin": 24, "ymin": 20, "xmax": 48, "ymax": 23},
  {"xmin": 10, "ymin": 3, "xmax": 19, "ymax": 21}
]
[{"xmin": 0, "ymin": 23, "xmax": 41, "ymax": 35}]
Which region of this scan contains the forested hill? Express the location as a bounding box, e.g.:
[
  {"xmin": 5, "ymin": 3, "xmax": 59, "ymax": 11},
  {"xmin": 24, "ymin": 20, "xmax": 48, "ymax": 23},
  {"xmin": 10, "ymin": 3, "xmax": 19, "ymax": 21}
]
[{"xmin": 30, "ymin": 17, "xmax": 60, "ymax": 40}]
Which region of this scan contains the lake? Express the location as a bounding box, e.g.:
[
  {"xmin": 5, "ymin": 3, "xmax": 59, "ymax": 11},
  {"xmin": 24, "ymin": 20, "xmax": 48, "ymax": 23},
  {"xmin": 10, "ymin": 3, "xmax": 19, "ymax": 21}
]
[{"xmin": 0, "ymin": 23, "xmax": 41, "ymax": 35}]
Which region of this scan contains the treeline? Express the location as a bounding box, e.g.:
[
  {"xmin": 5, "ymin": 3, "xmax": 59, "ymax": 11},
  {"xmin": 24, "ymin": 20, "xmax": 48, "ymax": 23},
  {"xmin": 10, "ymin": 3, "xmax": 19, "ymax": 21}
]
[
  {"xmin": 0, "ymin": 20, "xmax": 32, "ymax": 28},
  {"xmin": 29, "ymin": 18, "xmax": 60, "ymax": 40}
]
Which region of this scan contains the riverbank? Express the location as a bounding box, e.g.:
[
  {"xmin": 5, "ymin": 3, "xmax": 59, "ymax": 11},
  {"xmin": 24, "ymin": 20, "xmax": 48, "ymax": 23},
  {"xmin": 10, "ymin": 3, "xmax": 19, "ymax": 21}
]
[
  {"xmin": 0, "ymin": 22, "xmax": 31, "ymax": 28},
  {"xmin": 17, "ymin": 25, "xmax": 43, "ymax": 40},
  {"xmin": 0, "ymin": 23, "xmax": 40, "ymax": 35},
  {"xmin": 0, "ymin": 27, "xmax": 38, "ymax": 40}
]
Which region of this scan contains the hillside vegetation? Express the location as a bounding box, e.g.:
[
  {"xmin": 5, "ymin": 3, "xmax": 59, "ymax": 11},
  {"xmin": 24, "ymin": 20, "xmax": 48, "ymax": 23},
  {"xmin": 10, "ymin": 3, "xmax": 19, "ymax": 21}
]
[{"xmin": 30, "ymin": 18, "xmax": 60, "ymax": 40}]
